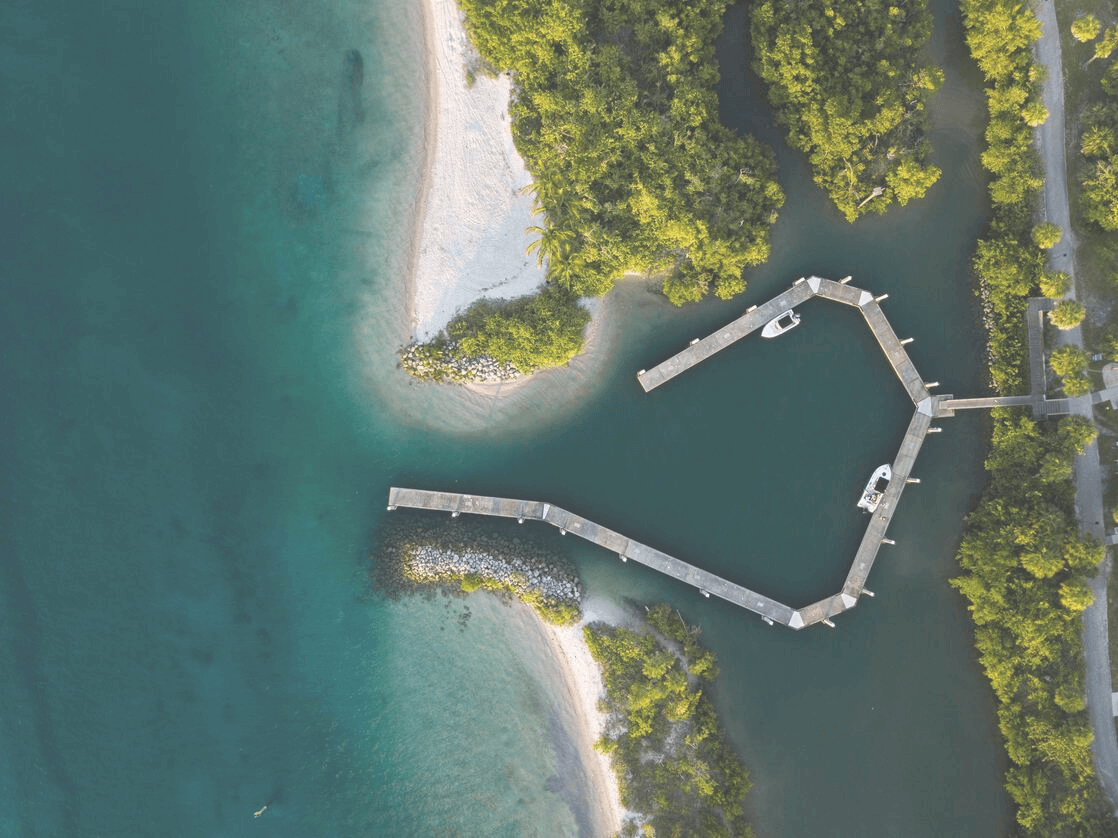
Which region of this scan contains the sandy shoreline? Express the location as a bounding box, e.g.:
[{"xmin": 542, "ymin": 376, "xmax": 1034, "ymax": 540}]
[
  {"xmin": 408, "ymin": 0, "xmax": 547, "ymax": 342},
  {"xmin": 401, "ymin": 0, "xmax": 438, "ymax": 345},
  {"xmin": 540, "ymin": 618, "xmax": 626, "ymax": 837}
]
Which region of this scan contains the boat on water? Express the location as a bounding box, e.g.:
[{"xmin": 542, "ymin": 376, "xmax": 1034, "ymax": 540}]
[
  {"xmin": 857, "ymin": 464, "xmax": 892, "ymax": 513},
  {"xmin": 761, "ymin": 309, "xmax": 800, "ymax": 338}
]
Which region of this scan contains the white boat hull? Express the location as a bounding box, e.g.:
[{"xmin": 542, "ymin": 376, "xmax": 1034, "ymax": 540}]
[
  {"xmin": 761, "ymin": 309, "xmax": 800, "ymax": 338},
  {"xmin": 857, "ymin": 464, "xmax": 892, "ymax": 512}
]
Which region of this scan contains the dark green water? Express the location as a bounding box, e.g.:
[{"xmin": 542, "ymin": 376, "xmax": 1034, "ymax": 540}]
[{"xmin": 0, "ymin": 0, "xmax": 1009, "ymax": 834}]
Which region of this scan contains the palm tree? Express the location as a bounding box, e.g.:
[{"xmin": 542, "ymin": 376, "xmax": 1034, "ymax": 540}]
[
  {"xmin": 1081, "ymin": 125, "xmax": 1114, "ymax": 159},
  {"xmin": 525, "ymin": 222, "xmax": 573, "ymax": 271}
]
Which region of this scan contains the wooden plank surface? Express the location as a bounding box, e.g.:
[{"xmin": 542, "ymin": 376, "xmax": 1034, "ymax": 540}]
[{"xmin": 388, "ymin": 488, "xmax": 799, "ymax": 626}]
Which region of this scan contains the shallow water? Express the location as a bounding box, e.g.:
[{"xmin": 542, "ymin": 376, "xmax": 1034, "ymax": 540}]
[{"xmin": 0, "ymin": 0, "xmax": 1009, "ymax": 835}]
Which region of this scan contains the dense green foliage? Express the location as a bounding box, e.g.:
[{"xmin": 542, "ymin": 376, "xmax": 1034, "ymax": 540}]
[
  {"xmin": 1079, "ymin": 103, "xmax": 1118, "ymax": 232},
  {"xmin": 585, "ymin": 604, "xmax": 753, "ymax": 838},
  {"xmin": 957, "ymin": 0, "xmax": 1111, "ymax": 831},
  {"xmin": 951, "ymin": 415, "xmax": 1105, "ymax": 835},
  {"xmin": 1033, "ymin": 222, "xmax": 1064, "ymax": 250},
  {"xmin": 1073, "ymin": 15, "xmax": 1103, "ymax": 43},
  {"xmin": 447, "ymin": 286, "xmax": 590, "ymax": 371},
  {"xmin": 401, "ymin": 287, "xmax": 590, "ymax": 381},
  {"xmin": 1051, "ymin": 346, "xmax": 1091, "ymax": 397},
  {"xmin": 750, "ymin": 0, "xmax": 942, "ymax": 221},
  {"xmin": 963, "ymin": 0, "xmax": 1046, "ymax": 391},
  {"xmin": 458, "ymin": 0, "xmax": 784, "ymax": 304}
]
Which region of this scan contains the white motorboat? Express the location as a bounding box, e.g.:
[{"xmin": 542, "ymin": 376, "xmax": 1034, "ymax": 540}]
[
  {"xmin": 857, "ymin": 464, "xmax": 892, "ymax": 513},
  {"xmin": 761, "ymin": 309, "xmax": 800, "ymax": 338}
]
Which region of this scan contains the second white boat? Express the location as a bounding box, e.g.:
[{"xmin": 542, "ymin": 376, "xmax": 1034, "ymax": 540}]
[
  {"xmin": 857, "ymin": 464, "xmax": 892, "ymax": 513},
  {"xmin": 761, "ymin": 309, "xmax": 800, "ymax": 338}
]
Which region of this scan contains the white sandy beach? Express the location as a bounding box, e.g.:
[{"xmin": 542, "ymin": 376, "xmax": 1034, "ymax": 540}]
[
  {"xmin": 541, "ymin": 618, "xmax": 626, "ymax": 837},
  {"xmin": 409, "ymin": 0, "xmax": 547, "ymax": 341}
]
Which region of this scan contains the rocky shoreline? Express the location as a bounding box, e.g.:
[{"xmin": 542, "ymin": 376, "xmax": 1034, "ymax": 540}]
[
  {"xmin": 399, "ymin": 340, "xmax": 522, "ymax": 384},
  {"xmin": 371, "ymin": 516, "xmax": 581, "ymax": 624}
]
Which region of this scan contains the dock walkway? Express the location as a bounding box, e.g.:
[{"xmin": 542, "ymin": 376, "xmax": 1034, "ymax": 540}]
[
  {"xmin": 388, "ymin": 487, "xmax": 798, "ymax": 626},
  {"xmin": 1028, "ymin": 298, "xmax": 1054, "ymax": 408},
  {"xmin": 638, "ymin": 276, "xmax": 930, "ymax": 403}
]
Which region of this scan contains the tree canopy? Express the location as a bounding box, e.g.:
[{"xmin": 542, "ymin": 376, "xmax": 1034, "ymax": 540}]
[
  {"xmin": 459, "ymin": 0, "xmax": 784, "ymax": 304},
  {"xmin": 959, "ymin": 0, "xmax": 1112, "ymax": 830},
  {"xmin": 750, "ymin": 0, "xmax": 943, "ymax": 221},
  {"xmin": 585, "ymin": 604, "xmax": 754, "ymax": 838},
  {"xmin": 1050, "ymin": 299, "xmax": 1087, "ymax": 330}
]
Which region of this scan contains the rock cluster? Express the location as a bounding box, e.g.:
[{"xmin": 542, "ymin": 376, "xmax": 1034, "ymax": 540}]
[
  {"xmin": 405, "ymin": 543, "xmax": 582, "ymax": 604},
  {"xmin": 370, "ymin": 516, "xmax": 583, "ymax": 621},
  {"xmin": 400, "ymin": 342, "xmax": 520, "ymax": 384}
]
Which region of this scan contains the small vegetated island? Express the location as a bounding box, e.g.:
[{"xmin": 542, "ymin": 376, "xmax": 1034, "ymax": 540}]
[
  {"xmin": 750, "ymin": 0, "xmax": 943, "ymax": 221},
  {"xmin": 405, "ymin": 0, "xmax": 785, "ymax": 381}
]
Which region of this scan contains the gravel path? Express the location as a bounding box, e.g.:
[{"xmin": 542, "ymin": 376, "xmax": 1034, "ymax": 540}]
[{"xmin": 1034, "ymin": 0, "xmax": 1118, "ymax": 810}]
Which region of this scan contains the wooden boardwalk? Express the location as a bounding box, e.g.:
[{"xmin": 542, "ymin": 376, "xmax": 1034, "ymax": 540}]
[
  {"xmin": 387, "ymin": 487, "xmax": 798, "ymax": 627},
  {"xmin": 639, "ymin": 276, "xmax": 931, "ymax": 404},
  {"xmin": 1027, "ymin": 298, "xmax": 1053, "ymax": 412},
  {"xmin": 936, "ymin": 395, "xmax": 1037, "ymax": 416},
  {"xmin": 636, "ymin": 279, "xmax": 817, "ymax": 392}
]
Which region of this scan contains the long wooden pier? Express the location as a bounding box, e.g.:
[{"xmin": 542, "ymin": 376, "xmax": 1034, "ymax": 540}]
[{"xmin": 388, "ymin": 487, "xmax": 799, "ymax": 625}]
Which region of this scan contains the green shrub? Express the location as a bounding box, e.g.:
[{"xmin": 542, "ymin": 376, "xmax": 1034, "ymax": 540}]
[
  {"xmin": 1071, "ymin": 14, "xmax": 1102, "ymax": 43},
  {"xmin": 447, "ymin": 286, "xmax": 590, "ymax": 373},
  {"xmin": 1050, "ymin": 299, "xmax": 1087, "ymax": 330},
  {"xmin": 1039, "ymin": 270, "xmax": 1070, "ymax": 298},
  {"xmin": 1032, "ymin": 222, "xmax": 1062, "ymax": 249}
]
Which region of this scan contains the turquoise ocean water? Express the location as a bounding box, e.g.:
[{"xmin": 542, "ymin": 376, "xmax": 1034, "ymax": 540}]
[{"xmin": 1, "ymin": 0, "xmax": 1010, "ymax": 835}]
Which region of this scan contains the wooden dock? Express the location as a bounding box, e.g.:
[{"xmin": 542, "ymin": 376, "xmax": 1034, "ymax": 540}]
[
  {"xmin": 388, "ymin": 281, "xmax": 1085, "ymax": 631},
  {"xmin": 387, "ymin": 487, "xmax": 798, "ymax": 627},
  {"xmin": 638, "ymin": 276, "xmax": 931, "ymax": 404},
  {"xmin": 1027, "ymin": 298, "xmax": 1053, "ymax": 412},
  {"xmin": 936, "ymin": 395, "xmax": 1037, "ymax": 416}
]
